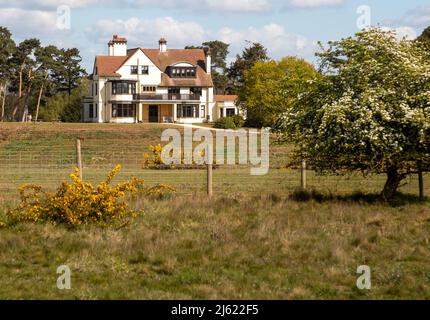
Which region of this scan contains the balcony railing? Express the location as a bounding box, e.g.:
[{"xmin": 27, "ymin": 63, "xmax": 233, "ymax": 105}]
[{"xmin": 133, "ymin": 93, "xmax": 201, "ymax": 101}]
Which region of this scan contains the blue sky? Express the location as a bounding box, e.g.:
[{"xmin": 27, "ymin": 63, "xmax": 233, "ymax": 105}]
[{"xmin": 1, "ymin": 0, "xmax": 429, "ymax": 72}]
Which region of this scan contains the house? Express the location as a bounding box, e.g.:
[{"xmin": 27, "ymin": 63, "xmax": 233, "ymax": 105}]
[{"xmin": 82, "ymin": 35, "xmax": 240, "ymax": 124}]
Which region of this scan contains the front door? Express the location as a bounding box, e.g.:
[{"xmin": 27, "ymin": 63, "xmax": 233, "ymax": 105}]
[{"xmin": 149, "ymin": 105, "xmax": 159, "ymax": 123}]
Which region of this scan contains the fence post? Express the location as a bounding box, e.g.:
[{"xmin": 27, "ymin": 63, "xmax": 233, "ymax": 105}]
[
  {"xmin": 76, "ymin": 139, "xmax": 83, "ymax": 180},
  {"xmin": 418, "ymin": 160, "xmax": 424, "ymax": 199},
  {"xmin": 301, "ymin": 159, "xmax": 307, "ymax": 190},
  {"xmin": 207, "ymin": 163, "xmax": 213, "ymax": 197}
]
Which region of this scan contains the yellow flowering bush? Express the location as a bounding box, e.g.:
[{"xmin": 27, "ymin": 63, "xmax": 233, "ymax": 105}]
[
  {"xmin": 7, "ymin": 165, "xmax": 174, "ymax": 227},
  {"xmin": 143, "ymin": 144, "xmax": 163, "ymax": 167}
]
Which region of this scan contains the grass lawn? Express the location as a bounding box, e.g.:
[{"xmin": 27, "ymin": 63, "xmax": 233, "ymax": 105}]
[{"xmin": 0, "ymin": 123, "xmax": 429, "ymax": 299}]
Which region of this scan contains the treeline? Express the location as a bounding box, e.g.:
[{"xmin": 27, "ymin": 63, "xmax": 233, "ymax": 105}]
[
  {"xmin": 0, "ymin": 27, "xmax": 87, "ymax": 122},
  {"xmin": 191, "ymin": 26, "xmax": 430, "ymax": 128},
  {"xmin": 187, "ymin": 40, "xmax": 318, "ymax": 127}
]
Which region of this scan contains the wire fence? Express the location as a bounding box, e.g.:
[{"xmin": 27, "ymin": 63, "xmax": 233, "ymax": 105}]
[{"xmin": 0, "ymin": 139, "xmax": 427, "ymax": 208}]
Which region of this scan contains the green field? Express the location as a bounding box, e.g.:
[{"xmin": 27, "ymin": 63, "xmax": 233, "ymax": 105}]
[{"xmin": 0, "ymin": 123, "xmax": 429, "ymax": 299}]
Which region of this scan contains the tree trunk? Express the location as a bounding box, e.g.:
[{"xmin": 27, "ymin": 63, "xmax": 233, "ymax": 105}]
[
  {"xmin": 0, "ymin": 82, "xmax": 3, "ymax": 121},
  {"xmin": 21, "ymin": 69, "xmax": 33, "ymax": 122},
  {"xmin": 381, "ymin": 166, "xmax": 404, "ymax": 201},
  {"xmin": 35, "ymin": 82, "xmax": 45, "ymax": 122},
  {"xmin": 1, "ymin": 82, "xmax": 6, "ymax": 122},
  {"xmin": 12, "ymin": 65, "xmax": 25, "ymax": 121}
]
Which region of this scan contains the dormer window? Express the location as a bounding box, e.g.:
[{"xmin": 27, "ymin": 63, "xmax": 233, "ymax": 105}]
[{"xmin": 170, "ymin": 66, "xmax": 197, "ymax": 78}]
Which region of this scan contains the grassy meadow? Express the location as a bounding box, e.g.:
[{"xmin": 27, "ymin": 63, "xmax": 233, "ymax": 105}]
[{"xmin": 0, "ymin": 123, "xmax": 429, "ymax": 299}]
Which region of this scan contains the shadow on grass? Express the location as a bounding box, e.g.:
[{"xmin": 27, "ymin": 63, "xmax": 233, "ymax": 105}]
[{"xmin": 290, "ymin": 189, "xmax": 429, "ymax": 207}]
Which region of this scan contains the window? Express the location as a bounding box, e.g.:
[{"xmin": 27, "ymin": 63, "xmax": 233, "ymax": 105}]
[
  {"xmin": 95, "ymin": 104, "xmax": 98, "ymax": 118},
  {"xmin": 168, "ymin": 87, "xmax": 180, "ymax": 94},
  {"xmin": 141, "ymin": 66, "xmax": 149, "ymax": 75},
  {"xmin": 177, "ymin": 104, "xmax": 199, "ymax": 118},
  {"xmin": 112, "ymin": 82, "xmax": 136, "ymax": 95},
  {"xmin": 190, "ymin": 87, "xmax": 202, "ymax": 96},
  {"xmin": 95, "ymin": 83, "xmax": 98, "ymax": 96},
  {"xmin": 131, "ymin": 66, "xmax": 138, "ymax": 75},
  {"xmin": 89, "ymin": 104, "xmax": 94, "ymax": 118},
  {"xmin": 142, "ymin": 86, "xmax": 156, "ymax": 93},
  {"xmin": 112, "ymin": 104, "xmax": 136, "ymax": 118},
  {"xmin": 226, "ymin": 108, "xmax": 236, "ymax": 117},
  {"xmin": 201, "ymin": 105, "xmax": 205, "ymax": 118},
  {"xmin": 170, "ymin": 67, "xmax": 197, "ymax": 78}
]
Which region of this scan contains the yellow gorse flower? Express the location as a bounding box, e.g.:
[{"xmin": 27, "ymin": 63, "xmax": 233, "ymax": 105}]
[{"xmin": 7, "ymin": 164, "xmax": 174, "ymax": 227}]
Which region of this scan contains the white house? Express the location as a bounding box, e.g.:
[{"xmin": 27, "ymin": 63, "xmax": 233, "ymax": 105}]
[{"xmin": 82, "ymin": 35, "xmax": 240, "ymax": 124}]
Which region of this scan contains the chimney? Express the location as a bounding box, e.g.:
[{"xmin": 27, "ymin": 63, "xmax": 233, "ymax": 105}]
[
  {"xmin": 108, "ymin": 35, "xmax": 127, "ymax": 56},
  {"xmin": 205, "ymin": 48, "xmax": 212, "ymax": 74},
  {"xmin": 159, "ymin": 38, "xmax": 167, "ymax": 53}
]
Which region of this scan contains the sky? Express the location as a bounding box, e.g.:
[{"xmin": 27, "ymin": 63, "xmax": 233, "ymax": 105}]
[{"xmin": 1, "ymin": 0, "xmax": 429, "ymax": 72}]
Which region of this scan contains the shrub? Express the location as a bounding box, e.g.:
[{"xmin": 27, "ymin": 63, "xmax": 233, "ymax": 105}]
[
  {"xmin": 231, "ymin": 115, "xmax": 245, "ymax": 128},
  {"xmin": 7, "ymin": 165, "xmax": 174, "ymax": 227},
  {"xmin": 213, "ymin": 117, "xmax": 236, "ymax": 129},
  {"xmin": 143, "ymin": 144, "xmax": 163, "ymax": 167}
]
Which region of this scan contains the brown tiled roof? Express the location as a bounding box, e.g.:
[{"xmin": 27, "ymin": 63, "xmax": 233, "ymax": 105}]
[
  {"xmin": 95, "ymin": 48, "xmax": 213, "ymax": 86},
  {"xmin": 94, "ymin": 56, "xmax": 128, "ymax": 77},
  {"xmin": 214, "ymin": 95, "xmax": 238, "ymax": 102},
  {"xmin": 141, "ymin": 48, "xmax": 213, "ymax": 87}
]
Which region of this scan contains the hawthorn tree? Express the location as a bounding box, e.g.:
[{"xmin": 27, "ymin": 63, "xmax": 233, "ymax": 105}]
[{"xmin": 275, "ymin": 28, "xmax": 430, "ymax": 200}]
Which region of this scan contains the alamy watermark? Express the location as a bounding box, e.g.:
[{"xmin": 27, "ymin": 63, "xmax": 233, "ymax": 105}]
[
  {"xmin": 57, "ymin": 265, "xmax": 71, "ymax": 290},
  {"xmin": 356, "ymin": 265, "xmax": 371, "ymax": 290},
  {"xmin": 160, "ymin": 127, "xmax": 270, "ymax": 176},
  {"xmin": 56, "ymin": 5, "xmax": 71, "ymax": 31}
]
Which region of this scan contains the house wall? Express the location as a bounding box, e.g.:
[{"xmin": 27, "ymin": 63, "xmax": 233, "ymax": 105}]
[{"xmin": 89, "ymin": 48, "xmax": 216, "ymax": 123}]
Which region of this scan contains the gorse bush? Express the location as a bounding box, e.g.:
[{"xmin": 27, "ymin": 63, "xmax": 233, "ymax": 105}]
[
  {"xmin": 213, "ymin": 117, "xmax": 237, "ymax": 129},
  {"xmin": 143, "ymin": 144, "xmax": 163, "ymax": 168},
  {"xmin": 7, "ymin": 165, "xmax": 174, "ymax": 227}
]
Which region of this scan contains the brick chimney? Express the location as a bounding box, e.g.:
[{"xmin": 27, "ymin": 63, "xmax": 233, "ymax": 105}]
[
  {"xmin": 108, "ymin": 35, "xmax": 128, "ymax": 56},
  {"xmin": 159, "ymin": 38, "xmax": 167, "ymax": 53}
]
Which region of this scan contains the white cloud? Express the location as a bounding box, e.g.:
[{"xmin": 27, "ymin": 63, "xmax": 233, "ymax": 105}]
[
  {"xmin": 217, "ymin": 23, "xmax": 317, "ymax": 60},
  {"xmin": 381, "ymin": 26, "xmax": 417, "ymax": 41},
  {"xmin": 0, "ymin": 8, "xmax": 62, "ymax": 36},
  {"xmin": 399, "ymin": 6, "xmax": 430, "ymax": 28},
  {"xmin": 0, "ymin": 0, "xmax": 101, "ymax": 9},
  {"xmin": 205, "ymin": 0, "xmax": 271, "ymax": 12},
  {"xmin": 0, "ymin": 0, "xmax": 271, "ymax": 12},
  {"xmin": 86, "ymin": 17, "xmax": 206, "ymax": 49},
  {"xmin": 86, "ymin": 17, "xmax": 316, "ymax": 61},
  {"xmin": 287, "ymin": 0, "xmax": 344, "ymax": 9}
]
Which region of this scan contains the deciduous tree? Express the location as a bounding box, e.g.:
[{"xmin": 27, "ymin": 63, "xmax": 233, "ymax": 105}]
[{"xmin": 275, "ymin": 28, "xmax": 430, "ymax": 200}]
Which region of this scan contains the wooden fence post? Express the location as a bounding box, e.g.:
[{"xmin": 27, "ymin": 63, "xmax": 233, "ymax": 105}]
[
  {"xmin": 418, "ymin": 161, "xmax": 424, "ymax": 199},
  {"xmin": 76, "ymin": 139, "xmax": 83, "ymax": 180},
  {"xmin": 301, "ymin": 159, "xmax": 307, "ymax": 190},
  {"xmin": 207, "ymin": 163, "xmax": 213, "ymax": 197}
]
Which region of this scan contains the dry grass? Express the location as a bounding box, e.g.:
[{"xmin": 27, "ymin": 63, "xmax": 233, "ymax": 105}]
[
  {"xmin": 0, "ymin": 123, "xmax": 429, "ymax": 299},
  {"xmin": 0, "ymin": 193, "xmax": 429, "ymax": 299}
]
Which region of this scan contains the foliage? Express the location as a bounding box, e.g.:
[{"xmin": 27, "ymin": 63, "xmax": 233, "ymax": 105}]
[
  {"xmin": 240, "ymin": 57, "xmax": 318, "ymax": 127},
  {"xmin": 228, "ymin": 41, "xmax": 269, "ymax": 91},
  {"xmin": 231, "ymin": 114, "xmax": 245, "ymax": 128},
  {"xmin": 0, "ymin": 26, "xmax": 87, "ymax": 122},
  {"xmin": 274, "ymin": 28, "xmax": 430, "ymax": 200},
  {"xmin": 38, "ymin": 78, "xmax": 89, "ymax": 122},
  {"xmin": 186, "ymin": 40, "xmax": 230, "ymax": 94},
  {"xmin": 143, "ymin": 144, "xmax": 163, "ymax": 167},
  {"xmin": 213, "ymin": 117, "xmax": 237, "ymax": 129},
  {"xmin": 417, "ymin": 25, "xmax": 430, "ymax": 46},
  {"xmin": 7, "ymin": 165, "xmax": 174, "ymax": 227}
]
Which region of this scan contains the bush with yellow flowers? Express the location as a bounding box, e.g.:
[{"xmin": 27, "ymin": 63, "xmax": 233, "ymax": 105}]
[
  {"xmin": 7, "ymin": 165, "xmax": 174, "ymax": 227},
  {"xmin": 143, "ymin": 144, "xmax": 163, "ymax": 168}
]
